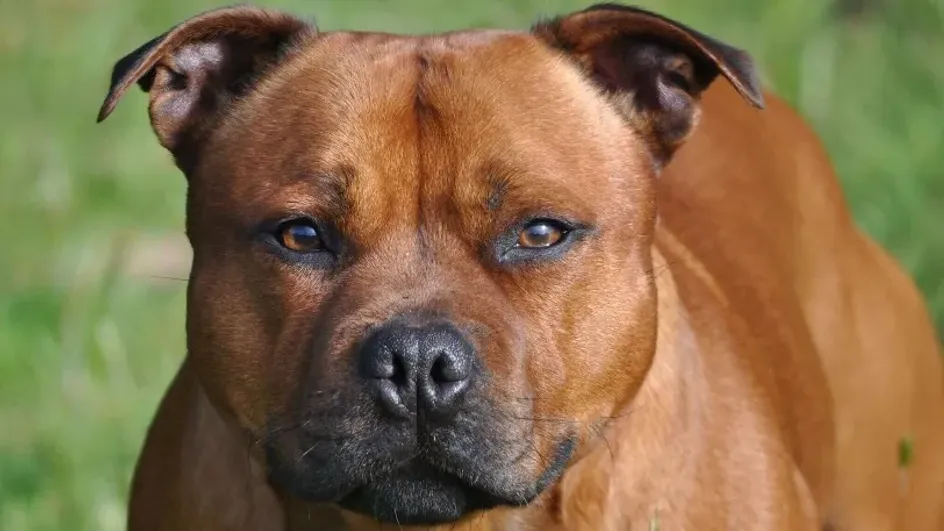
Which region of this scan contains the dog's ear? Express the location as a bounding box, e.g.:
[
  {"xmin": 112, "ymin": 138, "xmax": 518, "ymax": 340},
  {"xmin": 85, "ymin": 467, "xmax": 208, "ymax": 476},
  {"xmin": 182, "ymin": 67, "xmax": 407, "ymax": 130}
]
[
  {"xmin": 533, "ymin": 3, "xmax": 763, "ymax": 164},
  {"xmin": 97, "ymin": 6, "xmax": 316, "ymax": 172}
]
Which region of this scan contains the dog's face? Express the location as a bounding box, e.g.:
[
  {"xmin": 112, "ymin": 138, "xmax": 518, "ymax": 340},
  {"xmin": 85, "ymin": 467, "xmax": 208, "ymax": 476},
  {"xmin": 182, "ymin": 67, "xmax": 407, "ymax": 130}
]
[
  {"xmin": 99, "ymin": 4, "xmax": 760, "ymax": 525},
  {"xmin": 189, "ymin": 31, "xmax": 658, "ymax": 523}
]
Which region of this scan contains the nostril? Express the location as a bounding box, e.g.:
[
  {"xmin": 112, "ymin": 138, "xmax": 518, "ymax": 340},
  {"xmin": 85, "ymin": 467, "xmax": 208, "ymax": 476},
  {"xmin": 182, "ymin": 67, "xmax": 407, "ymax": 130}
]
[
  {"xmin": 360, "ymin": 343, "xmax": 394, "ymax": 380},
  {"xmin": 390, "ymin": 353, "xmax": 408, "ymax": 388},
  {"xmin": 430, "ymin": 351, "xmax": 468, "ymax": 383},
  {"xmin": 430, "ymin": 353, "xmax": 448, "ymax": 383}
]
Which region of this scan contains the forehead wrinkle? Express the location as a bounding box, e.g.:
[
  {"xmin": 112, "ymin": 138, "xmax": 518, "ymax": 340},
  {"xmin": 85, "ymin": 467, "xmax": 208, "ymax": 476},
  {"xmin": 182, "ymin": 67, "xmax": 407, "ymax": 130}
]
[
  {"xmin": 411, "ymin": 38, "xmax": 507, "ymax": 229},
  {"xmin": 413, "ymin": 55, "xmax": 444, "ymax": 258},
  {"xmin": 410, "ymin": 34, "xmax": 584, "ymax": 238},
  {"xmin": 328, "ymin": 38, "xmax": 425, "ymax": 245},
  {"xmin": 478, "ymin": 160, "xmax": 515, "ymax": 213},
  {"xmin": 487, "ymin": 175, "xmax": 511, "ymax": 212}
]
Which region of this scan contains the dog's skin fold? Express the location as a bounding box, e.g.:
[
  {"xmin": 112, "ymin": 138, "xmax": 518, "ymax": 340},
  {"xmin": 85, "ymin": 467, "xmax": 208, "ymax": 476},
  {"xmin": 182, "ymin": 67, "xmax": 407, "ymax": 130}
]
[{"xmin": 97, "ymin": 3, "xmax": 944, "ymax": 530}]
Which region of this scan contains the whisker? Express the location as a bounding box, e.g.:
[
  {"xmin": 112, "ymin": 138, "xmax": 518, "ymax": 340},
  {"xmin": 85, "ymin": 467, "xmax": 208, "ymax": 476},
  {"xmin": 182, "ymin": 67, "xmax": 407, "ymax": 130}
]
[
  {"xmin": 293, "ymin": 444, "xmax": 319, "ymax": 467},
  {"xmin": 146, "ymin": 275, "xmax": 189, "ymax": 282},
  {"xmin": 504, "ymin": 415, "xmax": 581, "ymax": 423},
  {"xmin": 594, "ymin": 423, "xmax": 616, "ymax": 462}
]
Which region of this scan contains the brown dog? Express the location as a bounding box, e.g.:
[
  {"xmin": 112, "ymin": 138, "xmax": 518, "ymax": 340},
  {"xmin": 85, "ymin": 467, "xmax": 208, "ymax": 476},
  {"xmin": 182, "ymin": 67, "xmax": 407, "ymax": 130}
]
[{"xmin": 97, "ymin": 3, "xmax": 944, "ymax": 530}]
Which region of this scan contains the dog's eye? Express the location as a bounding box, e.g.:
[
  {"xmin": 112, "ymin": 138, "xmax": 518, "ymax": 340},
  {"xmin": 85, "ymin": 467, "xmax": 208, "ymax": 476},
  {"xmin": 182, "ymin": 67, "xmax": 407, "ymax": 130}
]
[
  {"xmin": 278, "ymin": 221, "xmax": 324, "ymax": 253},
  {"xmin": 517, "ymin": 220, "xmax": 566, "ymax": 249},
  {"xmin": 497, "ymin": 216, "xmax": 588, "ymax": 265}
]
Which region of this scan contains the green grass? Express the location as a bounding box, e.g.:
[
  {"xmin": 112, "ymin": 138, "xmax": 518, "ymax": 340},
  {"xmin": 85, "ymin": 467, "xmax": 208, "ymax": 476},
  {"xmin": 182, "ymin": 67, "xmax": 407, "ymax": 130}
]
[{"xmin": 1, "ymin": 0, "xmax": 942, "ymax": 529}]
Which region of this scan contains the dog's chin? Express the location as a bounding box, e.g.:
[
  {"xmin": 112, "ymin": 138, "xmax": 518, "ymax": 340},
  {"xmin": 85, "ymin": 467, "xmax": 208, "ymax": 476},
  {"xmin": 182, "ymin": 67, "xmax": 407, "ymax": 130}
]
[
  {"xmin": 337, "ymin": 462, "xmax": 506, "ymax": 525},
  {"xmin": 336, "ymin": 437, "xmax": 579, "ymax": 525},
  {"xmin": 269, "ymin": 436, "xmax": 578, "ymax": 525}
]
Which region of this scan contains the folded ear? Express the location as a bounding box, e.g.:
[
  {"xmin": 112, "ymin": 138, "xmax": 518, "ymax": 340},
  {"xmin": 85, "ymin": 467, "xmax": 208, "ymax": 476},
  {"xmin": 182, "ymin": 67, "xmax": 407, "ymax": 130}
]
[
  {"xmin": 533, "ymin": 3, "xmax": 764, "ymax": 164},
  {"xmin": 97, "ymin": 6, "xmax": 316, "ymax": 172}
]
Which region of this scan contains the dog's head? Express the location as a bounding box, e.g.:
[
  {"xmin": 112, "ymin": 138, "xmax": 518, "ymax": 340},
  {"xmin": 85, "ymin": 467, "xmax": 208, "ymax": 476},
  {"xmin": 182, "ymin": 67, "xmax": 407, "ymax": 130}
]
[{"xmin": 99, "ymin": 4, "xmax": 761, "ymax": 525}]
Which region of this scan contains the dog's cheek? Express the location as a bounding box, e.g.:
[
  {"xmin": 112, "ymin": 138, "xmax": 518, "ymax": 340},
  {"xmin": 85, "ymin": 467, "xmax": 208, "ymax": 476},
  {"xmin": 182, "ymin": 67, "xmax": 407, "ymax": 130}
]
[
  {"xmin": 528, "ymin": 250, "xmax": 657, "ymax": 425},
  {"xmin": 579, "ymin": 272, "xmax": 658, "ymax": 409},
  {"xmin": 576, "ymin": 252, "xmax": 659, "ymax": 414},
  {"xmin": 186, "ymin": 262, "xmax": 290, "ymax": 431}
]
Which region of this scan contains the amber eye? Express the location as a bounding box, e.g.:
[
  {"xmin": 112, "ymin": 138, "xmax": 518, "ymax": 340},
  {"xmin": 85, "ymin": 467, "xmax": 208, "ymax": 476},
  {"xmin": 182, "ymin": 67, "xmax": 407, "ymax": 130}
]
[
  {"xmin": 517, "ymin": 220, "xmax": 566, "ymax": 249},
  {"xmin": 278, "ymin": 221, "xmax": 324, "ymax": 253}
]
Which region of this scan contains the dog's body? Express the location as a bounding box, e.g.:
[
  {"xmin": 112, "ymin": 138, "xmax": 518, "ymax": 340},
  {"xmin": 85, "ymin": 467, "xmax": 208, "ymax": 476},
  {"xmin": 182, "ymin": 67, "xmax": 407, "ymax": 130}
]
[{"xmin": 99, "ymin": 4, "xmax": 944, "ymax": 530}]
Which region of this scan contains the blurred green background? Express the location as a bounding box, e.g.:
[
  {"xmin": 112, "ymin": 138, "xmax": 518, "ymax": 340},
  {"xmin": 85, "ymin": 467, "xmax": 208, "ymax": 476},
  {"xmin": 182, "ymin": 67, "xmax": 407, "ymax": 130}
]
[{"xmin": 1, "ymin": 0, "xmax": 941, "ymax": 529}]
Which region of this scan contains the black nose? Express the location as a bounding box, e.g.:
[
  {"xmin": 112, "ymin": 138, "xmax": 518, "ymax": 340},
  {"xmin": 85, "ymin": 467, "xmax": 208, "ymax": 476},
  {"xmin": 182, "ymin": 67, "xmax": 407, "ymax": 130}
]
[{"xmin": 358, "ymin": 322, "xmax": 476, "ymax": 420}]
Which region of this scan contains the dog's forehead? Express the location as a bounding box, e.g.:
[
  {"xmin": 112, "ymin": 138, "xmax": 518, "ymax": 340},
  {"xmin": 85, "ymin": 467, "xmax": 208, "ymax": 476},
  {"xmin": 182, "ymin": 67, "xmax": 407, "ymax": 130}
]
[{"xmin": 202, "ymin": 28, "xmax": 636, "ymax": 226}]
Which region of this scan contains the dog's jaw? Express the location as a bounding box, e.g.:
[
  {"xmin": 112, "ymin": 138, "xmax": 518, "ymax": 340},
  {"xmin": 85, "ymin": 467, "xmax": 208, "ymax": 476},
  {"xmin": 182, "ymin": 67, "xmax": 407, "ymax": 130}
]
[{"xmin": 266, "ymin": 432, "xmax": 578, "ymax": 525}]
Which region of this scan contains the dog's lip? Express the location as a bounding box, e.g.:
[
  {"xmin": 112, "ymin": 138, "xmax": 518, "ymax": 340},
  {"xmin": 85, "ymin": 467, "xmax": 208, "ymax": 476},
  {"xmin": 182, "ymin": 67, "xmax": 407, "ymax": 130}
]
[
  {"xmin": 358, "ymin": 434, "xmax": 578, "ymax": 503},
  {"xmin": 336, "ymin": 437, "xmax": 578, "ymax": 524},
  {"xmin": 343, "ymin": 457, "xmax": 467, "ymax": 492},
  {"xmin": 533, "ymin": 435, "xmax": 578, "ymax": 493},
  {"xmin": 337, "ymin": 459, "xmax": 501, "ymax": 524}
]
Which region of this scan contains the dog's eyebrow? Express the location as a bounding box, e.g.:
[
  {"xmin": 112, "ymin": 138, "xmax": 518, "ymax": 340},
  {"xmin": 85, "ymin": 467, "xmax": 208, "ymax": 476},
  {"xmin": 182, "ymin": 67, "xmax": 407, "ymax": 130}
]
[
  {"xmin": 288, "ymin": 167, "xmax": 352, "ymax": 215},
  {"xmin": 483, "ymin": 161, "xmax": 516, "ymax": 212}
]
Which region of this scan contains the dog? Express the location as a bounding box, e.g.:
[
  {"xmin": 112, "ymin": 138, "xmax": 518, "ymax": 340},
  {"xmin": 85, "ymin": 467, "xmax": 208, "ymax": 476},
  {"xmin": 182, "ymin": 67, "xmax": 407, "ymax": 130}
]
[{"xmin": 97, "ymin": 3, "xmax": 944, "ymax": 530}]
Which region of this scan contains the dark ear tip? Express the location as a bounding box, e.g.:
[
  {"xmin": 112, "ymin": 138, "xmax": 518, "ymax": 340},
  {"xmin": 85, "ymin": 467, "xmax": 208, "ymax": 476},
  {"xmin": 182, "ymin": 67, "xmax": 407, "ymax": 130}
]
[
  {"xmin": 740, "ymin": 65, "xmax": 766, "ymax": 109},
  {"xmin": 96, "ymin": 94, "xmax": 118, "ymax": 123},
  {"xmin": 723, "ymin": 46, "xmax": 765, "ymax": 110},
  {"xmin": 738, "ymin": 73, "xmax": 765, "ymax": 109}
]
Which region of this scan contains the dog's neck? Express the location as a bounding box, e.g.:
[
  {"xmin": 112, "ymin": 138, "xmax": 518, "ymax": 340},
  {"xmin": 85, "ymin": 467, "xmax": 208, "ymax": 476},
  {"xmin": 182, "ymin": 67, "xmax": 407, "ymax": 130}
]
[{"xmin": 172, "ymin": 365, "xmax": 286, "ymax": 528}]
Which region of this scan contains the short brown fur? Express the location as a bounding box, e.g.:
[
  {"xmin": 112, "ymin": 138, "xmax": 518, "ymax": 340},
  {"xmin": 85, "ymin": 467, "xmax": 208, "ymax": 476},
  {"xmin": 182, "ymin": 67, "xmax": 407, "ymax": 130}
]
[{"xmin": 99, "ymin": 4, "xmax": 944, "ymax": 530}]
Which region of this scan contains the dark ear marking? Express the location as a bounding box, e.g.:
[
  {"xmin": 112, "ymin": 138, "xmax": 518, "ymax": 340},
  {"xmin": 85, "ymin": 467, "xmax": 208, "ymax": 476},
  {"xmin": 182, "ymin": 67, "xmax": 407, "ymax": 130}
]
[
  {"xmin": 533, "ymin": 3, "xmax": 764, "ymax": 163},
  {"xmin": 96, "ymin": 6, "xmax": 316, "ymax": 172},
  {"xmin": 97, "ymin": 33, "xmax": 167, "ymax": 122}
]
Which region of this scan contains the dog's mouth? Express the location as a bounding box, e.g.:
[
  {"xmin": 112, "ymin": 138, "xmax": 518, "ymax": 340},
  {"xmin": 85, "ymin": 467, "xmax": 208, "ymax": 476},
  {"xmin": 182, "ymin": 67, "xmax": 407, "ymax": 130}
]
[
  {"xmin": 336, "ymin": 437, "xmax": 578, "ymax": 525},
  {"xmin": 337, "ymin": 460, "xmax": 500, "ymax": 525}
]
